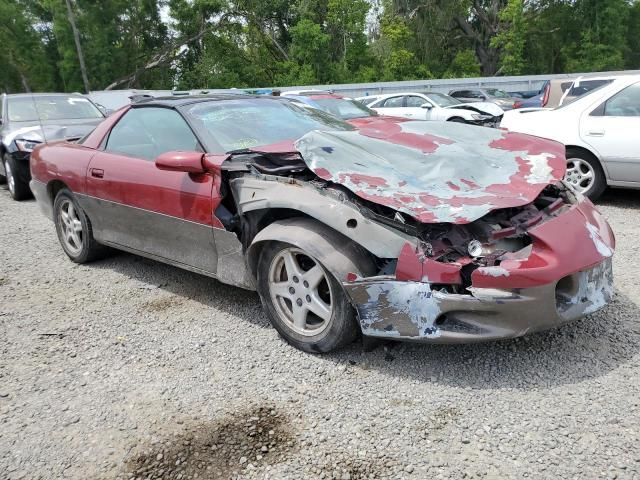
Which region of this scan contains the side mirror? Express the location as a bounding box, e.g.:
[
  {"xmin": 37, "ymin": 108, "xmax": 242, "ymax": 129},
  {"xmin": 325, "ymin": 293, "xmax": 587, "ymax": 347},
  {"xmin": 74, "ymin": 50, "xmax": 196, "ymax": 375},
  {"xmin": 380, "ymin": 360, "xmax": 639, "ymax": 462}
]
[
  {"xmin": 155, "ymin": 151, "xmax": 205, "ymax": 173},
  {"xmin": 421, "ymin": 103, "xmax": 433, "ymax": 109}
]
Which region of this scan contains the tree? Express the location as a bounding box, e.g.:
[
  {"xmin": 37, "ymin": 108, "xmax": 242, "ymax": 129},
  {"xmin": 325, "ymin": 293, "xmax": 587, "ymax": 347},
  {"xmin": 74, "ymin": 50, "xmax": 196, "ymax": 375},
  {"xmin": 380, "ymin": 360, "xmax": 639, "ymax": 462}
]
[
  {"xmin": 64, "ymin": 0, "xmax": 89, "ymax": 92},
  {"xmin": 491, "ymin": 0, "xmax": 527, "ymax": 75}
]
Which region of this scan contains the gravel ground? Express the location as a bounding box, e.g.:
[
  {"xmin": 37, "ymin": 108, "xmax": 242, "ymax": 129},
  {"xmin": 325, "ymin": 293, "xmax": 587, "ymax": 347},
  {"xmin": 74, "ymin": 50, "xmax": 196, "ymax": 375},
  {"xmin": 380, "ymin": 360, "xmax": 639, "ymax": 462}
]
[{"xmin": 1, "ymin": 186, "xmax": 640, "ymax": 480}]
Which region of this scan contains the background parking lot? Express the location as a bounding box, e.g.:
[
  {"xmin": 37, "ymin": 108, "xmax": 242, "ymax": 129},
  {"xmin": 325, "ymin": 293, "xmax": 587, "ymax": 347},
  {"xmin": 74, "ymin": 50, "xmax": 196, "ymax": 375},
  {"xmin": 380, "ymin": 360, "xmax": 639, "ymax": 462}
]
[{"xmin": 1, "ymin": 188, "xmax": 639, "ymax": 479}]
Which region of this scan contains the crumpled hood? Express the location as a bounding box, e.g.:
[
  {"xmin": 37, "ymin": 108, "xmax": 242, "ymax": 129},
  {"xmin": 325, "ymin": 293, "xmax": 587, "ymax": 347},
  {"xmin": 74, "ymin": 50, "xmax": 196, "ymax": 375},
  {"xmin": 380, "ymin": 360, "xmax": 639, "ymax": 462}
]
[
  {"xmin": 294, "ymin": 120, "xmax": 566, "ymax": 224},
  {"xmin": 445, "ymin": 101, "xmax": 504, "ymax": 117},
  {"xmin": 2, "ymin": 118, "xmax": 103, "ymax": 147}
]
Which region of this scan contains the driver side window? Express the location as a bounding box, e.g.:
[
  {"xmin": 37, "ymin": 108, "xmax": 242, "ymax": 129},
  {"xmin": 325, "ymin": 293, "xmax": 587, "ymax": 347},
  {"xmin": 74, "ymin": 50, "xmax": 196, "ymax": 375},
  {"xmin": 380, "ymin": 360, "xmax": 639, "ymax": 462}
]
[
  {"xmin": 603, "ymin": 83, "xmax": 640, "ymax": 117},
  {"xmin": 106, "ymin": 107, "xmax": 200, "ymax": 160},
  {"xmin": 406, "ymin": 96, "xmax": 426, "ymax": 107},
  {"xmin": 380, "ymin": 96, "xmax": 404, "ymax": 108}
]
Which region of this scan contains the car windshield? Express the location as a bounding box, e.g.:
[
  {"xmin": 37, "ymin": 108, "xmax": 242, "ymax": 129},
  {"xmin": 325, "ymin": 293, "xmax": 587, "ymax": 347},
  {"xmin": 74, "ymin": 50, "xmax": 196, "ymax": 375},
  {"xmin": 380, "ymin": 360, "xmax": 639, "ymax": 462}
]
[
  {"xmin": 425, "ymin": 93, "xmax": 461, "ymax": 107},
  {"xmin": 7, "ymin": 95, "xmax": 103, "ymax": 122},
  {"xmin": 312, "ymin": 97, "xmax": 377, "ymax": 119},
  {"xmin": 567, "ymin": 79, "xmax": 613, "ymax": 97},
  {"xmin": 485, "ymin": 89, "xmax": 510, "ymax": 98},
  {"xmin": 553, "ymin": 81, "xmax": 613, "ymax": 110},
  {"xmin": 184, "ymin": 98, "xmax": 354, "ymax": 152}
]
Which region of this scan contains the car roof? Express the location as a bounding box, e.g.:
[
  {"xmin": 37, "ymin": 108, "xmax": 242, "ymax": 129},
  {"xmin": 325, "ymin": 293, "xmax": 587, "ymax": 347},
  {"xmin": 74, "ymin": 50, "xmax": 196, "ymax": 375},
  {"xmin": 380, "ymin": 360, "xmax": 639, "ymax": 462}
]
[
  {"xmin": 369, "ymin": 92, "xmax": 426, "ymax": 100},
  {"xmin": 3, "ymin": 92, "xmax": 88, "ymax": 98},
  {"xmin": 130, "ymin": 93, "xmax": 265, "ymax": 108}
]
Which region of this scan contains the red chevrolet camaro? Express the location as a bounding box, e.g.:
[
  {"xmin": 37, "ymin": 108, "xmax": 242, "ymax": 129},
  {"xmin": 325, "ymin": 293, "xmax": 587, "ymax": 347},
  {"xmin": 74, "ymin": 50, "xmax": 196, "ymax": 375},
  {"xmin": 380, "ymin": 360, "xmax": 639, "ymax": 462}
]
[{"xmin": 30, "ymin": 94, "xmax": 615, "ymax": 352}]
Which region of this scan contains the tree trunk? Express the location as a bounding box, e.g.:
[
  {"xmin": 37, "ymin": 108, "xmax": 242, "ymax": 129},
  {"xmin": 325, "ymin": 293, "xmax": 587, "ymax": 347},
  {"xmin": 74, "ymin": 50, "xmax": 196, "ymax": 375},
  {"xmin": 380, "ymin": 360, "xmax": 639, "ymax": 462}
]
[{"xmin": 65, "ymin": 0, "xmax": 90, "ymax": 93}]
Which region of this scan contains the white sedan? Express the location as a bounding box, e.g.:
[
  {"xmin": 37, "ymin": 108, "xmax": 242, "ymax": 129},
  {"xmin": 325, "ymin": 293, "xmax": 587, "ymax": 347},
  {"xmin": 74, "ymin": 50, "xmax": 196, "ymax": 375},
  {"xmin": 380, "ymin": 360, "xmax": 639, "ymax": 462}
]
[
  {"xmin": 356, "ymin": 92, "xmax": 504, "ymax": 126},
  {"xmin": 501, "ymin": 75, "xmax": 640, "ymax": 200}
]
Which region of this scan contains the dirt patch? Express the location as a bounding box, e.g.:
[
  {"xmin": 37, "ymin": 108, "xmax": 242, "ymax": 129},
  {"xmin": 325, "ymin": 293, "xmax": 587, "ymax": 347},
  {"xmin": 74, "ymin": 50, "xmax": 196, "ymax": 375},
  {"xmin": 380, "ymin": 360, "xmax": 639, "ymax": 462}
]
[
  {"xmin": 314, "ymin": 453, "xmax": 395, "ymax": 479},
  {"xmin": 142, "ymin": 295, "xmax": 185, "ymax": 313},
  {"xmin": 0, "ymin": 277, "xmax": 7, "ymax": 286},
  {"xmin": 119, "ymin": 405, "xmax": 297, "ymax": 479},
  {"xmin": 429, "ymin": 406, "xmax": 461, "ymax": 431}
]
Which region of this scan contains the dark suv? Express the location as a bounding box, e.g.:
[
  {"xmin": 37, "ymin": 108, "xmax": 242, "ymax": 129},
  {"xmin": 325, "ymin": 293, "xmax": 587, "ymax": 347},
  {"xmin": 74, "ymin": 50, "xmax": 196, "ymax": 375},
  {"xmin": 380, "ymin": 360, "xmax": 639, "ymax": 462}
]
[{"xmin": 1, "ymin": 93, "xmax": 105, "ymax": 200}]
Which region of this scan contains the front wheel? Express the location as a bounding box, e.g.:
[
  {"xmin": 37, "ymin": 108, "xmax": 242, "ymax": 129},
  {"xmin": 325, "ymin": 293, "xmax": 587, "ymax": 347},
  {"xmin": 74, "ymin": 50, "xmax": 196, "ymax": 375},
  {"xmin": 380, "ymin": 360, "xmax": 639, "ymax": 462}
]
[
  {"xmin": 3, "ymin": 154, "xmax": 31, "ymax": 200},
  {"xmin": 53, "ymin": 189, "xmax": 108, "ymax": 263},
  {"xmin": 447, "ymin": 117, "xmax": 466, "ymax": 123},
  {"xmin": 256, "ymin": 241, "xmax": 359, "ymax": 353}
]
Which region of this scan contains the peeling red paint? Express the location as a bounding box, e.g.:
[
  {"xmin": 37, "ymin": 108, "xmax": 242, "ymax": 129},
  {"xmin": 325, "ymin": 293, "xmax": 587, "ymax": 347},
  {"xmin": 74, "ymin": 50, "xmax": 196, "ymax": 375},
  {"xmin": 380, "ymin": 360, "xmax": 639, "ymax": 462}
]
[
  {"xmin": 357, "ymin": 121, "xmax": 455, "ymax": 154},
  {"xmin": 314, "ymin": 167, "xmax": 332, "ymax": 180},
  {"xmin": 338, "ymin": 173, "xmax": 388, "ymax": 188},
  {"xmin": 250, "ymin": 140, "xmax": 297, "ymax": 154},
  {"xmin": 346, "ymin": 272, "xmax": 359, "ymax": 282},
  {"xmin": 460, "ymin": 179, "xmax": 480, "ymax": 189},
  {"xmin": 395, "ymin": 243, "xmax": 424, "ymax": 281},
  {"xmin": 395, "ymin": 242, "xmax": 462, "ymax": 284},
  {"xmin": 296, "ymin": 120, "xmax": 568, "ymax": 224},
  {"xmin": 471, "ymin": 201, "xmax": 615, "ymax": 289}
]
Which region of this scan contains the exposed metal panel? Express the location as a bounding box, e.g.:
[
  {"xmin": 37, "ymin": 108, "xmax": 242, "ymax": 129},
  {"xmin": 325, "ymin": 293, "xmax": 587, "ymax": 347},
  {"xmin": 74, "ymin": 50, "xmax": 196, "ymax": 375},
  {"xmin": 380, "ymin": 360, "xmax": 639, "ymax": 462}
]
[
  {"xmin": 230, "ymin": 175, "xmax": 413, "ymax": 259},
  {"xmin": 295, "ymin": 120, "xmax": 566, "ymax": 224},
  {"xmin": 76, "ymin": 194, "xmax": 219, "ymax": 274}
]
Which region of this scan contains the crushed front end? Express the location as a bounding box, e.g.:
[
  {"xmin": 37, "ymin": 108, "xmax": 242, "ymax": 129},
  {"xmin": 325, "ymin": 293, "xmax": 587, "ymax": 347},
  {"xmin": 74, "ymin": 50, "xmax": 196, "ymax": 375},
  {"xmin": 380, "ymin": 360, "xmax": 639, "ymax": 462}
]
[{"xmin": 343, "ymin": 183, "xmax": 615, "ymax": 342}]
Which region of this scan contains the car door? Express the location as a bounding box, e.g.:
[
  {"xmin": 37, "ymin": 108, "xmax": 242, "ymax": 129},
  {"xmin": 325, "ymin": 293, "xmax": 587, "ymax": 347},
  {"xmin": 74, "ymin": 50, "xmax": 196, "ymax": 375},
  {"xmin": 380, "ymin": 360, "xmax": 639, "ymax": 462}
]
[
  {"xmin": 82, "ymin": 106, "xmax": 220, "ymax": 273},
  {"xmin": 451, "ymin": 90, "xmax": 477, "ymax": 103},
  {"xmin": 370, "ymin": 95, "xmax": 406, "ymax": 117},
  {"xmin": 580, "ymin": 81, "xmax": 640, "ymax": 183},
  {"xmin": 404, "ymin": 95, "xmax": 433, "ymax": 120}
]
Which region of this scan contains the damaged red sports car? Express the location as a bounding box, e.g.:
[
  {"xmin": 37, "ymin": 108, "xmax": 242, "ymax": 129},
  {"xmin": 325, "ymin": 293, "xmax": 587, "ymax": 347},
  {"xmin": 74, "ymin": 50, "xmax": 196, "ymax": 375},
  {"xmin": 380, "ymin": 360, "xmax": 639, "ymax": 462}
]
[{"xmin": 30, "ymin": 95, "xmax": 615, "ymax": 352}]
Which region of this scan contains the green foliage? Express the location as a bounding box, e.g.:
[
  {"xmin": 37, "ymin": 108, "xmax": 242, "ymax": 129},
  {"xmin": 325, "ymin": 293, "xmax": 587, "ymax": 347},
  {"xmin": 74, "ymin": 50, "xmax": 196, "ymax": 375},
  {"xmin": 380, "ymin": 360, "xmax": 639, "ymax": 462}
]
[
  {"xmin": 444, "ymin": 50, "xmax": 482, "ymax": 78},
  {"xmin": 564, "ymin": 0, "xmax": 630, "ymax": 72},
  {"xmin": 2, "ymin": 0, "xmax": 640, "ymax": 93},
  {"xmin": 491, "ymin": 0, "xmax": 527, "ymax": 75}
]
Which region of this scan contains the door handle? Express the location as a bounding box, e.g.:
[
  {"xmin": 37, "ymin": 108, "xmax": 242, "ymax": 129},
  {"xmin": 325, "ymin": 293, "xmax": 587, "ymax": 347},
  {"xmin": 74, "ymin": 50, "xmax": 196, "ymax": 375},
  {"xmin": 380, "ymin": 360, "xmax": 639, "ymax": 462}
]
[
  {"xmin": 90, "ymin": 168, "xmax": 104, "ymax": 178},
  {"xmin": 587, "ymin": 130, "xmax": 605, "ymax": 137}
]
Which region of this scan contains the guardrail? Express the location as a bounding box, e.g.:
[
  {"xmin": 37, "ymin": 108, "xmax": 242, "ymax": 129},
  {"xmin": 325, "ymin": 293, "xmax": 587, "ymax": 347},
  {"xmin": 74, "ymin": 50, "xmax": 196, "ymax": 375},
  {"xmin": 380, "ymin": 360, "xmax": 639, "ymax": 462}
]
[{"xmin": 275, "ymin": 69, "xmax": 640, "ymax": 98}]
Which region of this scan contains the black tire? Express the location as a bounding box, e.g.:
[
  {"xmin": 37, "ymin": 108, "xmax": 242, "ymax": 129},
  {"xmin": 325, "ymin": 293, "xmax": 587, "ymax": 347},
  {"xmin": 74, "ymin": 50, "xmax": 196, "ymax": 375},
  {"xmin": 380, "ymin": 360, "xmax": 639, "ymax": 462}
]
[
  {"xmin": 565, "ymin": 148, "xmax": 606, "ymax": 201},
  {"xmin": 256, "ymin": 241, "xmax": 359, "ymax": 353},
  {"xmin": 53, "ymin": 188, "xmax": 108, "ymax": 263},
  {"xmin": 3, "ymin": 154, "xmax": 31, "ymax": 201},
  {"xmin": 448, "ymin": 117, "xmax": 466, "ymax": 123},
  {"xmin": 0, "ymin": 155, "xmax": 5, "ymax": 184}
]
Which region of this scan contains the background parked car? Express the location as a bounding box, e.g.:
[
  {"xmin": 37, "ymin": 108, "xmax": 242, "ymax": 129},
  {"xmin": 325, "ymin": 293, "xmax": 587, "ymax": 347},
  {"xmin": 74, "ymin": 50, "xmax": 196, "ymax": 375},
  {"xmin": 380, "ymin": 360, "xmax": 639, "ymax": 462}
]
[
  {"xmin": 560, "ymin": 77, "xmax": 615, "ymax": 106},
  {"xmin": 0, "ymin": 93, "xmax": 104, "ymax": 200},
  {"xmin": 449, "ymin": 87, "xmax": 519, "ymax": 110},
  {"xmin": 501, "ymin": 75, "xmax": 640, "ymax": 200},
  {"xmin": 357, "ymin": 92, "xmax": 503, "ymax": 126},
  {"xmin": 281, "ymin": 91, "xmax": 381, "ymax": 121},
  {"xmin": 509, "ymin": 90, "xmax": 539, "ymax": 99}
]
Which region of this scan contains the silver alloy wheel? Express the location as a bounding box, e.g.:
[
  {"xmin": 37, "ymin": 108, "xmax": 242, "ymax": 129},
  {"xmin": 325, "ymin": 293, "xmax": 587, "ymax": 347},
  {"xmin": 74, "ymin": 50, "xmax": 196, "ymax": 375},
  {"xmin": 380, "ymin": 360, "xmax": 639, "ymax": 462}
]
[
  {"xmin": 58, "ymin": 199, "xmax": 84, "ymax": 255},
  {"xmin": 268, "ymin": 247, "xmax": 333, "ymax": 336},
  {"xmin": 565, "ymin": 158, "xmax": 595, "ymax": 194},
  {"xmin": 5, "ymin": 160, "xmax": 15, "ymax": 196}
]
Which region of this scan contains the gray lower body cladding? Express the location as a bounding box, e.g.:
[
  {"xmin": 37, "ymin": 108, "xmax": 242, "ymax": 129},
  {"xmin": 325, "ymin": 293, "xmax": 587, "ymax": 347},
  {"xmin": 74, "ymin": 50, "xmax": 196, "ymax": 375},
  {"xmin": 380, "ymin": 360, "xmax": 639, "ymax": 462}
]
[{"xmin": 344, "ymin": 258, "xmax": 613, "ymax": 343}]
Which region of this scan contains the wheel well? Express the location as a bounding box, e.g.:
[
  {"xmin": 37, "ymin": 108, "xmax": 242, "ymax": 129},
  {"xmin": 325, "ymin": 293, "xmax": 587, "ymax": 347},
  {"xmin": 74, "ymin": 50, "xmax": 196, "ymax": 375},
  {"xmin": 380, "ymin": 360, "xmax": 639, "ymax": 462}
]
[
  {"xmin": 246, "ymin": 217, "xmax": 377, "ymax": 284},
  {"xmin": 447, "ymin": 116, "xmax": 465, "ymax": 121},
  {"xmin": 47, "ymin": 180, "xmax": 69, "ymax": 205},
  {"xmin": 565, "ymin": 145, "xmax": 600, "ymax": 164}
]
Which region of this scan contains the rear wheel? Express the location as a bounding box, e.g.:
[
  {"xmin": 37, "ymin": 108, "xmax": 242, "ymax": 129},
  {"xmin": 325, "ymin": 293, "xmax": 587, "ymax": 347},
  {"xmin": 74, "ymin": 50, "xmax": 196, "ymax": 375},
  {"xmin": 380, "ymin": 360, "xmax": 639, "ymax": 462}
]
[
  {"xmin": 565, "ymin": 149, "xmax": 606, "ymax": 201},
  {"xmin": 53, "ymin": 189, "xmax": 108, "ymax": 263},
  {"xmin": 256, "ymin": 241, "xmax": 358, "ymax": 353},
  {"xmin": 3, "ymin": 154, "xmax": 31, "ymax": 200}
]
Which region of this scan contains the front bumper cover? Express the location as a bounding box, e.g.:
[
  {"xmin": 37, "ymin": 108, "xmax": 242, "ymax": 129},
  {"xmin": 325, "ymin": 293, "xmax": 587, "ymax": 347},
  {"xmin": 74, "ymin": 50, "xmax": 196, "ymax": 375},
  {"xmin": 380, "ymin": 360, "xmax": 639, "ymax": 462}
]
[{"xmin": 344, "ymin": 258, "xmax": 613, "ymax": 343}]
